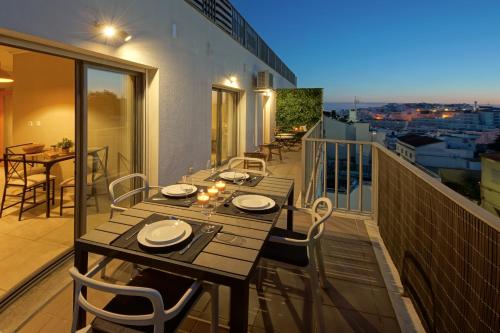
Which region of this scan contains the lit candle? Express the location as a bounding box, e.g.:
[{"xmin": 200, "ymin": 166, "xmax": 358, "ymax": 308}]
[
  {"xmin": 207, "ymin": 186, "xmax": 219, "ymax": 199},
  {"xmin": 197, "ymin": 191, "xmax": 209, "ymax": 206},
  {"xmin": 215, "ymin": 180, "xmax": 226, "ymax": 193}
]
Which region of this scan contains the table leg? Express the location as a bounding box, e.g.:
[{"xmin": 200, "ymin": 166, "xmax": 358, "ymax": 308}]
[
  {"xmin": 287, "ymin": 187, "xmax": 294, "ymax": 231},
  {"xmin": 267, "ymin": 147, "xmax": 272, "ymax": 161},
  {"xmin": 74, "ymin": 244, "xmax": 88, "ymax": 329},
  {"xmin": 45, "ymin": 166, "xmax": 51, "ymax": 218},
  {"xmin": 229, "ymin": 281, "xmax": 249, "ymax": 333}
]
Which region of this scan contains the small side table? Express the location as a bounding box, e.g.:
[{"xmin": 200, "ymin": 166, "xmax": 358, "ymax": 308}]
[{"xmin": 259, "ymin": 144, "xmax": 283, "ymax": 161}]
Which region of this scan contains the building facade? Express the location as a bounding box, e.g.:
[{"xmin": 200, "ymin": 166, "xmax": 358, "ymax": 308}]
[{"xmin": 0, "ymin": 0, "xmax": 296, "ymax": 306}]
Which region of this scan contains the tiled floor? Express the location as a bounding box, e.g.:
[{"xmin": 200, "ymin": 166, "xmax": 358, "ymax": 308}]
[
  {"xmin": 3, "ymin": 149, "xmax": 402, "ymax": 332},
  {"xmin": 0, "ymin": 180, "xmax": 110, "ymax": 296}
]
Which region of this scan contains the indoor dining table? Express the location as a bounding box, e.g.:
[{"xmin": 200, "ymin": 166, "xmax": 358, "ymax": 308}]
[
  {"xmin": 74, "ymin": 169, "xmax": 295, "ymax": 332},
  {"xmin": 27, "ymin": 152, "xmax": 75, "ymax": 217}
]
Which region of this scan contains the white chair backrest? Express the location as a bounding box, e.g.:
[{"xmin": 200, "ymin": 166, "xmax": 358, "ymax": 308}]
[
  {"xmin": 227, "ymin": 157, "xmax": 267, "ymax": 176},
  {"xmin": 306, "ymin": 197, "xmax": 333, "ymax": 242},
  {"xmin": 69, "ymin": 266, "xmax": 166, "ymax": 332},
  {"xmin": 109, "ymin": 173, "xmax": 149, "ymax": 216}
]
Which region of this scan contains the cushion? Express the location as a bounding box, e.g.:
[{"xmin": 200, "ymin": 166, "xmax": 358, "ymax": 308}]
[
  {"xmin": 261, "ymin": 227, "xmax": 309, "ymax": 267},
  {"xmin": 91, "ymin": 269, "xmax": 201, "ymax": 333},
  {"xmin": 8, "ymin": 173, "xmax": 56, "ymax": 187}
]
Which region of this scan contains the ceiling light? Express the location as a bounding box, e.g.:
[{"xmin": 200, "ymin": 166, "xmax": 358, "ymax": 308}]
[
  {"xmin": 123, "ymin": 34, "xmax": 132, "ymax": 42},
  {"xmin": 0, "ymin": 62, "xmax": 13, "ymax": 83}
]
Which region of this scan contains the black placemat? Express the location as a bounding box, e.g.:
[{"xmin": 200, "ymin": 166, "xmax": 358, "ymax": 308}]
[
  {"xmin": 144, "ymin": 186, "xmax": 207, "ymax": 207},
  {"xmin": 111, "ymin": 214, "xmax": 222, "ymax": 263},
  {"xmin": 215, "ymin": 191, "xmax": 286, "ymax": 222},
  {"xmin": 204, "ymin": 171, "xmax": 264, "ymax": 187}
]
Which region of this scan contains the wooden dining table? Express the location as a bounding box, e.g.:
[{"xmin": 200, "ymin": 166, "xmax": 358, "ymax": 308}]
[
  {"xmin": 74, "ymin": 169, "xmax": 295, "ymax": 332},
  {"xmin": 27, "ymin": 152, "xmax": 75, "ymax": 217}
]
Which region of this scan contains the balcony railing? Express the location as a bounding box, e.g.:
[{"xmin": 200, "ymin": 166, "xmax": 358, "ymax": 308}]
[
  {"xmin": 302, "ymin": 119, "xmax": 500, "ymax": 332},
  {"xmin": 185, "ymin": 0, "xmax": 297, "ymax": 86}
]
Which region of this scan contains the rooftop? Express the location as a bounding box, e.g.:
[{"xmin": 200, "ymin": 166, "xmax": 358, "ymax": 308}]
[{"xmin": 397, "ymin": 134, "xmax": 442, "ymax": 147}]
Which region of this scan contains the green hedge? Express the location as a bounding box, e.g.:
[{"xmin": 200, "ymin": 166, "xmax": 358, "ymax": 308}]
[{"xmin": 276, "ymin": 88, "xmax": 323, "ymax": 131}]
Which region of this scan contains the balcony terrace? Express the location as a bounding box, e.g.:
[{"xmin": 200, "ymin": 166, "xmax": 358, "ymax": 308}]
[
  {"xmin": 0, "ymin": 148, "xmax": 414, "ymax": 333},
  {"xmin": 1, "ymin": 120, "xmax": 497, "ymax": 333}
]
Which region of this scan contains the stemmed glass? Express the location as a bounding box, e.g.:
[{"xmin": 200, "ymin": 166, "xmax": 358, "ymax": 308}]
[
  {"xmin": 233, "ymin": 173, "xmax": 245, "ymax": 192},
  {"xmin": 181, "ymin": 175, "xmax": 192, "ymax": 195},
  {"xmin": 200, "ymin": 201, "xmax": 217, "ymax": 233}
]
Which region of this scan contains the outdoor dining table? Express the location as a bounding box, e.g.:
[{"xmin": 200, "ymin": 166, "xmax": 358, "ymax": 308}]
[{"xmin": 74, "ymin": 169, "xmax": 295, "ymax": 333}]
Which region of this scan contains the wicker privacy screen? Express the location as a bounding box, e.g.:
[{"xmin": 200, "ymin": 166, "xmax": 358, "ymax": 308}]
[{"xmin": 376, "ymin": 148, "xmax": 499, "ymax": 333}]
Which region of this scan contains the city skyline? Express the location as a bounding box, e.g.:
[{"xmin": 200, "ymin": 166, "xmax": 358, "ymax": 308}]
[{"xmin": 232, "ymin": 0, "xmax": 500, "ymax": 104}]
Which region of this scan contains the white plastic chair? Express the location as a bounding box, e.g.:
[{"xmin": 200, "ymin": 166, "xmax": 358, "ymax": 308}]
[
  {"xmin": 109, "ymin": 173, "xmax": 162, "ymax": 218},
  {"xmin": 70, "ymin": 258, "xmax": 219, "ymax": 333},
  {"xmin": 258, "ymin": 197, "xmax": 333, "ymax": 333},
  {"xmin": 227, "ymin": 156, "xmax": 267, "ymax": 176}
]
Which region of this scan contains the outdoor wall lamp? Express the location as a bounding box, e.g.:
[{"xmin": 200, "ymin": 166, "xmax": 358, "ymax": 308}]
[{"xmin": 94, "ymin": 22, "xmax": 132, "ymax": 43}]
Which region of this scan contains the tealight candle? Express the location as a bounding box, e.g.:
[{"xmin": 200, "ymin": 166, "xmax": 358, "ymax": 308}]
[
  {"xmin": 215, "ymin": 180, "xmax": 226, "ymax": 193},
  {"xmin": 197, "ymin": 191, "xmax": 210, "ymax": 207},
  {"xmin": 207, "ymin": 186, "xmax": 219, "ymax": 199}
]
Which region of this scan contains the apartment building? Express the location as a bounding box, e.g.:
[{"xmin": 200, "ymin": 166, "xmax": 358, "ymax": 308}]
[{"xmin": 0, "ymin": 0, "xmax": 295, "ymax": 307}]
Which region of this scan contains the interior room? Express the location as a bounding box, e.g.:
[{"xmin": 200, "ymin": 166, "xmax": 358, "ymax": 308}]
[{"xmin": 0, "ymin": 45, "xmax": 128, "ymax": 300}]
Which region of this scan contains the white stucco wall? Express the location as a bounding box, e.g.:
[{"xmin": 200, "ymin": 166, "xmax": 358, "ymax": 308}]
[{"xmin": 0, "ymin": 0, "xmax": 295, "ymax": 184}]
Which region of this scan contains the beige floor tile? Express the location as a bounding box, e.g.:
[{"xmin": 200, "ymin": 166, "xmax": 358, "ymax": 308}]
[{"xmin": 0, "ymin": 241, "xmax": 68, "ymax": 291}]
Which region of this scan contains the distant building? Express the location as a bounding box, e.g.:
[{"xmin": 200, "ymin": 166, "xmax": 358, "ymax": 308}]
[
  {"xmin": 396, "ymin": 134, "xmax": 443, "ymax": 163},
  {"xmin": 396, "ymin": 134, "xmax": 480, "ymax": 170},
  {"xmin": 480, "ymin": 153, "xmax": 500, "ymax": 217}
]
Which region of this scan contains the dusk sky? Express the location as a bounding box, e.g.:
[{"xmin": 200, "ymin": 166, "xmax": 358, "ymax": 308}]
[{"xmin": 232, "ymin": 0, "xmax": 500, "ymax": 104}]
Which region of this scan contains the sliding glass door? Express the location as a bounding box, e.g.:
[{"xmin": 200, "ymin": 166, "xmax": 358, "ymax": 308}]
[
  {"xmin": 211, "ymin": 88, "xmax": 238, "ymax": 166},
  {"xmin": 78, "ymin": 65, "xmax": 143, "ymax": 234}
]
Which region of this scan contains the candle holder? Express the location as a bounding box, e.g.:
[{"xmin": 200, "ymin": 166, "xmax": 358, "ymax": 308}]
[
  {"xmin": 207, "ymin": 186, "xmax": 219, "ymax": 203},
  {"xmin": 215, "ymin": 180, "xmax": 226, "ymax": 194},
  {"xmin": 197, "ymin": 190, "xmax": 210, "ymax": 208}
]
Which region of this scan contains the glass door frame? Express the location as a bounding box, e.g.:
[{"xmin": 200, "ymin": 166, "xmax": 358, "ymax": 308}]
[
  {"xmin": 75, "ymin": 61, "xmax": 145, "ymax": 239},
  {"xmin": 211, "ymin": 87, "xmax": 239, "ymax": 167}
]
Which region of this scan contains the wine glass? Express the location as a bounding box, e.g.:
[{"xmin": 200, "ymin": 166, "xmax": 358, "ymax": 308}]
[
  {"xmin": 181, "ymin": 175, "xmax": 192, "ymax": 201},
  {"xmin": 233, "ymin": 173, "xmax": 245, "ymax": 192}
]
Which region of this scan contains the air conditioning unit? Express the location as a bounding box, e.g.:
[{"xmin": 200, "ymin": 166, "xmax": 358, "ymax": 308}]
[{"xmin": 256, "ymin": 71, "xmax": 273, "ymax": 90}]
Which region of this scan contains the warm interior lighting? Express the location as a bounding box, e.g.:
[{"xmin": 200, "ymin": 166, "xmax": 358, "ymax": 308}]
[
  {"xmin": 123, "ymin": 34, "xmax": 132, "ymax": 42},
  {"xmin": 229, "ymin": 75, "xmax": 237, "ymax": 83},
  {"xmin": 0, "ymin": 63, "xmax": 13, "ymax": 83}
]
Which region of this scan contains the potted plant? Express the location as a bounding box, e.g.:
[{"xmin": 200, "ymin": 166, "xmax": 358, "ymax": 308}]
[{"xmin": 57, "ymin": 138, "xmax": 74, "ymax": 154}]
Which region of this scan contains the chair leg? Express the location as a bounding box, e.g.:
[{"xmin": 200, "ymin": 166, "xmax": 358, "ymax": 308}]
[
  {"xmin": 92, "ymin": 184, "xmax": 100, "ymax": 213},
  {"xmin": 60, "ymin": 186, "xmax": 65, "ymax": 216},
  {"xmin": 315, "ymin": 241, "xmax": 328, "ymax": 289},
  {"xmin": 51, "ymin": 179, "xmax": 55, "ymax": 205},
  {"xmin": 18, "ymin": 186, "xmax": 27, "ymax": 221},
  {"xmin": 210, "ymin": 283, "xmax": 219, "ymax": 333},
  {"xmin": 0, "ymin": 185, "xmax": 8, "ymax": 218},
  {"xmin": 257, "ymin": 259, "xmax": 266, "ymax": 291},
  {"xmin": 308, "ymin": 245, "xmax": 325, "ymax": 333}
]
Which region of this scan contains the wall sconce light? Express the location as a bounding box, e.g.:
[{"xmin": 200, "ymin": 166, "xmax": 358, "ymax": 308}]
[
  {"xmin": 0, "ymin": 62, "xmax": 13, "ymax": 83},
  {"xmin": 264, "ymin": 89, "xmax": 272, "ymax": 97},
  {"xmin": 229, "ymin": 75, "xmax": 237, "ymax": 84},
  {"xmin": 94, "ymin": 22, "xmax": 132, "ymax": 43}
]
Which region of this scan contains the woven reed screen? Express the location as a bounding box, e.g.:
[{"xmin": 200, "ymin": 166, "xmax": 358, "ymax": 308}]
[{"xmin": 376, "ymin": 149, "xmax": 499, "ymax": 333}]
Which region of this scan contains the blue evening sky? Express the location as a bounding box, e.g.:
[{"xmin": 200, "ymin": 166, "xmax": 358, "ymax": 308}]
[{"xmin": 231, "ymin": 0, "xmax": 500, "ymax": 104}]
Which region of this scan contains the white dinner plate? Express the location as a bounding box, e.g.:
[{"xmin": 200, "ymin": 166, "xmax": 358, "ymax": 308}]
[
  {"xmin": 219, "ymin": 171, "xmax": 250, "ymax": 181},
  {"xmin": 161, "ymin": 184, "xmax": 197, "ymax": 197},
  {"xmin": 232, "ymin": 194, "xmax": 275, "ymax": 211},
  {"xmin": 137, "ymin": 220, "xmax": 192, "ymax": 248}
]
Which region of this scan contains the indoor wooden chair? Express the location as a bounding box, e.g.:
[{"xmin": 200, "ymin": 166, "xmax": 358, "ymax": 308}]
[
  {"xmin": 257, "ymin": 197, "xmax": 333, "ymax": 333},
  {"xmin": 60, "ymin": 146, "xmax": 110, "ymax": 215},
  {"xmin": 70, "ymin": 257, "xmax": 219, "ymax": 333},
  {"xmin": 0, "ymin": 152, "xmax": 55, "ymax": 220}
]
